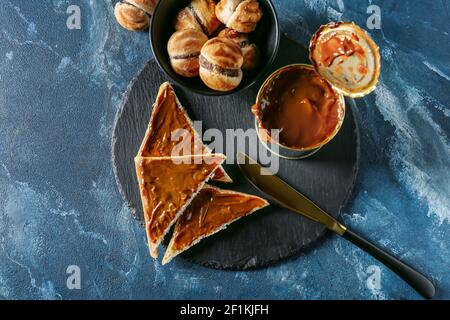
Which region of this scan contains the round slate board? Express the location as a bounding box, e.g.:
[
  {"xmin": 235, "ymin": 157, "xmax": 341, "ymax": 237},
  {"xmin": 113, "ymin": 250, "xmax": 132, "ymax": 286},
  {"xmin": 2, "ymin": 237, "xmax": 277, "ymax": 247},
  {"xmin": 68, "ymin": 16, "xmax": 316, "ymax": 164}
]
[{"xmin": 112, "ymin": 36, "xmax": 359, "ymax": 270}]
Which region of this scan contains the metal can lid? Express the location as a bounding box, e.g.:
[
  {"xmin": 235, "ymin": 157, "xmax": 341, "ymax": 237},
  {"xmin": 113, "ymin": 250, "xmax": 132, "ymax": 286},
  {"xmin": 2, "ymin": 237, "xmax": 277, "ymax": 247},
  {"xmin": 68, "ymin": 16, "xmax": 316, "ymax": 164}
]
[{"xmin": 309, "ymin": 22, "xmax": 381, "ymax": 98}]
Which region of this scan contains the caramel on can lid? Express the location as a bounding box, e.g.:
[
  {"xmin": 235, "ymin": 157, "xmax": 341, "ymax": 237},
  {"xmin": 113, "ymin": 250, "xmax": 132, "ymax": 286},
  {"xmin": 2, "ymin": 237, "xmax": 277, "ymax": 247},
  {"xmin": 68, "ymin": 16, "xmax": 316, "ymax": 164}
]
[{"xmin": 309, "ymin": 22, "xmax": 381, "ymax": 98}]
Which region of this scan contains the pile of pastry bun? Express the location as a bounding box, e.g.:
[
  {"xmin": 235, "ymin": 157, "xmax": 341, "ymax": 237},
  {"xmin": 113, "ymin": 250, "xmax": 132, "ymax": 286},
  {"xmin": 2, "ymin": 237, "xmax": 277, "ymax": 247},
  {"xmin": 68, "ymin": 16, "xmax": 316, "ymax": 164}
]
[
  {"xmin": 114, "ymin": 0, "xmax": 157, "ymax": 31},
  {"xmin": 168, "ymin": 0, "xmax": 263, "ymax": 92}
]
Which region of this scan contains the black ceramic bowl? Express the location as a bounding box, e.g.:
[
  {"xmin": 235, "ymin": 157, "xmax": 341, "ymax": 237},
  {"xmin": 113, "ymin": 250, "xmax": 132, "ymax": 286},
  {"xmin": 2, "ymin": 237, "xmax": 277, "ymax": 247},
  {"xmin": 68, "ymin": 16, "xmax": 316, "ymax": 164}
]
[{"xmin": 150, "ymin": 0, "xmax": 280, "ymax": 96}]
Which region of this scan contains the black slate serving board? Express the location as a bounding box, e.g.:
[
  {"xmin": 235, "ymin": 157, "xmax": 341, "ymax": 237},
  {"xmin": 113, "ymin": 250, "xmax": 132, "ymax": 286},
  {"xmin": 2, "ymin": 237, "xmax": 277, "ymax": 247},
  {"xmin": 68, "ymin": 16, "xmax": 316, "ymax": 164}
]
[{"xmin": 112, "ymin": 36, "xmax": 359, "ymax": 270}]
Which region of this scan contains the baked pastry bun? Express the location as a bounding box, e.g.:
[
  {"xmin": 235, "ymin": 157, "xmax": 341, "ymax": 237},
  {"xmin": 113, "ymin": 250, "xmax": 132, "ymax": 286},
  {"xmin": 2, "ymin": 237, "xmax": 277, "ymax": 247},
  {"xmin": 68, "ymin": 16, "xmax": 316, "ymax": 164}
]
[
  {"xmin": 174, "ymin": 7, "xmax": 202, "ymax": 33},
  {"xmin": 174, "ymin": 0, "xmax": 221, "ymax": 36},
  {"xmin": 126, "ymin": 0, "xmax": 157, "ymax": 15},
  {"xmin": 168, "ymin": 29, "xmax": 208, "ymax": 77},
  {"xmin": 216, "ymin": 0, "xmax": 263, "ymax": 33},
  {"xmin": 199, "ymin": 37, "xmax": 244, "ymax": 91},
  {"xmin": 114, "ymin": 2, "xmax": 150, "ymax": 31},
  {"xmin": 218, "ymin": 28, "xmax": 260, "ymax": 70}
]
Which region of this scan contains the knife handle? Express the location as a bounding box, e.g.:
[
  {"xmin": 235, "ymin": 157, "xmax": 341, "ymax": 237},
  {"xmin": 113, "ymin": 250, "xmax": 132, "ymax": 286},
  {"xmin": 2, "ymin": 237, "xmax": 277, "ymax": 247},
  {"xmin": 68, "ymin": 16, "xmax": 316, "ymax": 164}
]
[{"xmin": 342, "ymin": 228, "xmax": 436, "ymax": 299}]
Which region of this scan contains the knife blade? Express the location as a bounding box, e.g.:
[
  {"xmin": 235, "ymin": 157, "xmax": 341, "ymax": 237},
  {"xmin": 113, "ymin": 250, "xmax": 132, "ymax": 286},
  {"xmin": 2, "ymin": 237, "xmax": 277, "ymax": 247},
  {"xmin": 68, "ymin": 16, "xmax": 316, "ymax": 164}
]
[
  {"xmin": 236, "ymin": 152, "xmax": 346, "ymax": 235},
  {"xmin": 237, "ymin": 152, "xmax": 436, "ymax": 299}
]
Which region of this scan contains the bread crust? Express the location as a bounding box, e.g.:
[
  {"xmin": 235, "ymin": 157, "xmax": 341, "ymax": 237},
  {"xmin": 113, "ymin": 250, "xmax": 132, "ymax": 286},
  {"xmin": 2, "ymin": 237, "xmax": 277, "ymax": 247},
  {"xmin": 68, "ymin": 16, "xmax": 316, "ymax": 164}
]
[
  {"xmin": 114, "ymin": 2, "xmax": 149, "ymax": 31},
  {"xmin": 218, "ymin": 28, "xmax": 259, "ymax": 70},
  {"xmin": 170, "ymin": 57, "xmax": 201, "ymax": 78},
  {"xmin": 126, "ymin": 0, "xmax": 157, "ymax": 15},
  {"xmin": 201, "ymin": 37, "xmax": 244, "ymax": 69},
  {"xmin": 216, "ymin": 0, "xmax": 262, "ymax": 33},
  {"xmin": 168, "ymin": 29, "xmax": 208, "ymax": 77},
  {"xmin": 216, "ymin": 0, "xmax": 242, "ymax": 25},
  {"xmin": 199, "ymin": 37, "xmax": 243, "ymax": 91},
  {"xmin": 200, "ymin": 66, "xmax": 243, "ymax": 91},
  {"xmin": 174, "ymin": 7, "xmax": 203, "ymax": 33},
  {"xmin": 191, "ymin": 0, "xmax": 221, "ymax": 35},
  {"xmin": 175, "ymin": 0, "xmax": 220, "ymax": 36}
]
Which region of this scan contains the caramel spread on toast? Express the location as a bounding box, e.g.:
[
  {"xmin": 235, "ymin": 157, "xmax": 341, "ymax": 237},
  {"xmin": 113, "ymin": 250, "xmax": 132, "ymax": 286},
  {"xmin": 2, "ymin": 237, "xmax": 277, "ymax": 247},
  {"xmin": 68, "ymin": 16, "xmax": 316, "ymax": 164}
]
[
  {"xmin": 135, "ymin": 155, "xmax": 224, "ymax": 258},
  {"xmin": 163, "ymin": 185, "xmax": 268, "ymax": 264}
]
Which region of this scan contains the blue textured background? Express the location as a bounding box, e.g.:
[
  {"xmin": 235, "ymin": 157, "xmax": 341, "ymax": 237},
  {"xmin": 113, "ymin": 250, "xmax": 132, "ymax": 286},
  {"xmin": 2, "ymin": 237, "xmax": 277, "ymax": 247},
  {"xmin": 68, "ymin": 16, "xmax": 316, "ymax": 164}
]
[{"xmin": 0, "ymin": 0, "xmax": 449, "ymax": 300}]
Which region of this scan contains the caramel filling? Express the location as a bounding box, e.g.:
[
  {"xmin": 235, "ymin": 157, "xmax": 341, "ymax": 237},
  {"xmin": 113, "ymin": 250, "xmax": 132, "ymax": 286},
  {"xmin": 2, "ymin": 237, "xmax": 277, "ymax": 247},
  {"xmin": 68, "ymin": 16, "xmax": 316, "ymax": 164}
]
[
  {"xmin": 320, "ymin": 33, "xmax": 365, "ymax": 67},
  {"xmin": 172, "ymin": 187, "xmax": 268, "ymax": 251},
  {"xmin": 137, "ymin": 157, "xmax": 222, "ymax": 243},
  {"xmin": 199, "ymin": 55, "xmax": 240, "ymax": 78},
  {"xmin": 170, "ymin": 52, "xmax": 201, "ymax": 60},
  {"xmin": 188, "ymin": 4, "xmax": 209, "ymax": 35},
  {"xmin": 253, "ymin": 67, "xmax": 343, "ymax": 149}
]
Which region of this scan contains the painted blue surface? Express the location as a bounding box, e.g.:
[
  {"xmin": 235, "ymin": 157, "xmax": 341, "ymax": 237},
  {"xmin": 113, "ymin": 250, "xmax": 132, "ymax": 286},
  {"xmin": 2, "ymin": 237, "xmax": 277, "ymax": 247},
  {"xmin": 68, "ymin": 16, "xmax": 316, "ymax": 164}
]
[{"xmin": 0, "ymin": 0, "xmax": 448, "ymax": 300}]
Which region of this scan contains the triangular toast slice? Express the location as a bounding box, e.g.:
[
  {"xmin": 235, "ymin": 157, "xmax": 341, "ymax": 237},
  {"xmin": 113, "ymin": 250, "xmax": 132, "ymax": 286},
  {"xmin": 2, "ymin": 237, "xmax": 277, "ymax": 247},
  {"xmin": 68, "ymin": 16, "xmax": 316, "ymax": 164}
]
[
  {"xmin": 162, "ymin": 185, "xmax": 269, "ymax": 264},
  {"xmin": 137, "ymin": 82, "xmax": 232, "ymax": 183},
  {"xmin": 135, "ymin": 154, "xmax": 225, "ymax": 259}
]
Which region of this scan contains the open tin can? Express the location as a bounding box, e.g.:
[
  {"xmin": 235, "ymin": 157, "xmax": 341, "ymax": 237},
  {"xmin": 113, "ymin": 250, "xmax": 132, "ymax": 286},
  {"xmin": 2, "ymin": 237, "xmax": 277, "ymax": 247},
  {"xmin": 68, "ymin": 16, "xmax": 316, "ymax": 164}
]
[{"xmin": 253, "ymin": 22, "xmax": 381, "ymax": 159}]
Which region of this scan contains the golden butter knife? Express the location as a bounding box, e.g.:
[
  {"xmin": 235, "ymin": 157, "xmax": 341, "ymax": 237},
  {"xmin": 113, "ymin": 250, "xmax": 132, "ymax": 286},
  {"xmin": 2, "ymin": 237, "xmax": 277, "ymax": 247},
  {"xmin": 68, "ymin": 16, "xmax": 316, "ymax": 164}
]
[{"xmin": 237, "ymin": 152, "xmax": 436, "ymax": 299}]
